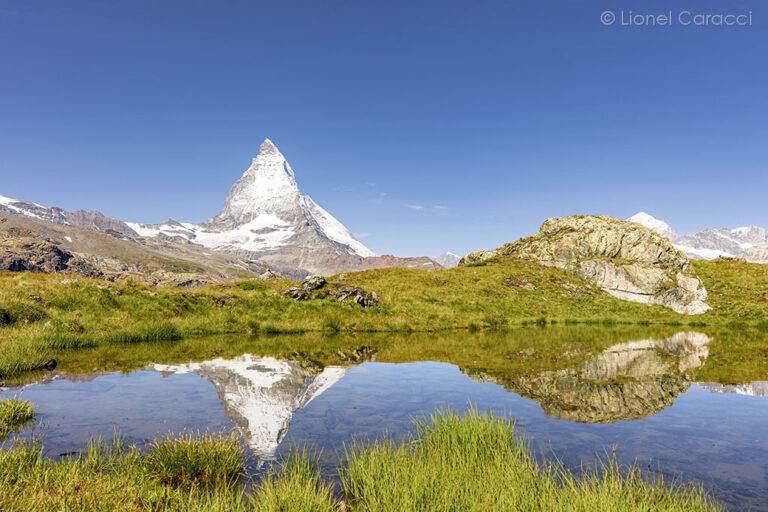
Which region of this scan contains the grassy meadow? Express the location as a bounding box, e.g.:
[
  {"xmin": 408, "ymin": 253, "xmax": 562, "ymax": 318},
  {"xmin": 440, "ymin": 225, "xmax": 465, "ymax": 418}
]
[
  {"xmin": 0, "ymin": 257, "xmax": 766, "ymax": 380},
  {"xmin": 0, "ymin": 410, "xmax": 721, "ymax": 512}
]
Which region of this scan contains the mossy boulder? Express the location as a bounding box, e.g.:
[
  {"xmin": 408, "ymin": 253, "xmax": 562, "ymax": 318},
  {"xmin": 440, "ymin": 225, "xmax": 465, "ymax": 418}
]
[{"xmin": 460, "ymin": 215, "xmax": 710, "ymax": 314}]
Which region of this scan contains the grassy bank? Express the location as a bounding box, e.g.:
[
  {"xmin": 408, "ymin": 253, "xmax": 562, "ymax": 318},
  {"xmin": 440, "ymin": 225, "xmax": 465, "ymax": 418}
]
[
  {"xmin": 0, "ymin": 258, "xmax": 766, "ymax": 380},
  {"xmin": 0, "ymin": 410, "xmax": 720, "ymax": 511}
]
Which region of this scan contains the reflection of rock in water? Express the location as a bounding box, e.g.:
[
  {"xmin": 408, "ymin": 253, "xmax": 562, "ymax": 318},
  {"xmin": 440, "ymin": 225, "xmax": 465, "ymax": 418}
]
[
  {"xmin": 475, "ymin": 332, "xmax": 711, "ymax": 423},
  {"xmin": 150, "ymin": 355, "xmax": 346, "ymax": 459},
  {"xmin": 698, "ymin": 381, "xmax": 768, "ymax": 396}
]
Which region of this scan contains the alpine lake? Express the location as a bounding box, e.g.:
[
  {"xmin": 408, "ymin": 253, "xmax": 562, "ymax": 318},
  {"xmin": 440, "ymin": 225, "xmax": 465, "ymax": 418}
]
[{"xmin": 2, "ymin": 326, "xmax": 767, "ymax": 510}]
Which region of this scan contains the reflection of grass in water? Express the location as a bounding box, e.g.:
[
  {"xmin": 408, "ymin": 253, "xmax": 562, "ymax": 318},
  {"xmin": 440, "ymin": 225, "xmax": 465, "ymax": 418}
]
[
  {"xmin": 4, "ymin": 325, "xmax": 767, "ymax": 387},
  {"xmin": 1, "ymin": 257, "xmax": 767, "ymax": 382},
  {"xmin": 0, "ymin": 410, "xmax": 721, "ymax": 511},
  {"xmin": 0, "ymin": 398, "xmax": 35, "ymax": 440}
]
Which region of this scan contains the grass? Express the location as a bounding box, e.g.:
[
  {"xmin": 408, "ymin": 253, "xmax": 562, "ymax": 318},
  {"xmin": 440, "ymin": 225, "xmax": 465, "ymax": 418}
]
[
  {"xmin": 252, "ymin": 448, "xmax": 337, "ymax": 512},
  {"xmin": 341, "ymin": 409, "xmax": 720, "ymax": 511},
  {"xmin": 0, "ymin": 398, "xmax": 35, "ymax": 440},
  {"xmin": 145, "ymin": 431, "xmax": 244, "ymax": 488},
  {"xmin": 0, "ymin": 257, "xmax": 766, "ymax": 382},
  {"xmin": 0, "ymin": 410, "xmax": 721, "ymax": 511},
  {"xmin": 0, "ymin": 433, "xmax": 249, "ymax": 512}
]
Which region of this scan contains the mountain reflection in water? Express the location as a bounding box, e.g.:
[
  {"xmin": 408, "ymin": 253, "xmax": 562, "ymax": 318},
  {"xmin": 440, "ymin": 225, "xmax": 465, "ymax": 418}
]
[
  {"xmin": 151, "ymin": 356, "xmax": 346, "ymax": 459},
  {"xmin": 469, "ymin": 332, "xmax": 711, "ymax": 423}
]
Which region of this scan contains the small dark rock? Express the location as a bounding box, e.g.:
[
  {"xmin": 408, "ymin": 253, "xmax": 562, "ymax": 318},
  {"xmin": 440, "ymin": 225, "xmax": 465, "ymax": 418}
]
[
  {"xmin": 42, "ymin": 359, "xmax": 57, "ymax": 371},
  {"xmin": 284, "ymin": 287, "xmax": 312, "ymax": 300}
]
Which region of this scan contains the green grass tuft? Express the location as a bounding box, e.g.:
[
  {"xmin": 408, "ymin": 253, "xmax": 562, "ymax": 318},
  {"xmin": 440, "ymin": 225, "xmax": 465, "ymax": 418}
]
[
  {"xmin": 0, "ymin": 398, "xmax": 35, "ymax": 440},
  {"xmin": 144, "ymin": 431, "xmax": 244, "ymax": 489},
  {"xmin": 251, "ymin": 448, "xmax": 337, "ymax": 512}
]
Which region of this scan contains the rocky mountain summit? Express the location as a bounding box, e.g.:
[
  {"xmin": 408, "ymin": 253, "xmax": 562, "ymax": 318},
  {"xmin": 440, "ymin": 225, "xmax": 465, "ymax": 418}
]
[
  {"xmin": 130, "ymin": 139, "xmax": 374, "ymax": 258},
  {"xmin": 628, "ymin": 212, "xmax": 768, "ymax": 262},
  {"xmin": 461, "ymin": 215, "xmax": 710, "ymax": 314}
]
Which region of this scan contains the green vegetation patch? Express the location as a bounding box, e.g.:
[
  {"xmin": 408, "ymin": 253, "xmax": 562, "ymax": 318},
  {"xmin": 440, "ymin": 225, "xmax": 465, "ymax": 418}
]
[
  {"xmin": 0, "ymin": 398, "xmax": 35, "ymax": 440},
  {"xmin": 145, "ymin": 431, "xmax": 244, "ymax": 488},
  {"xmin": 340, "ymin": 409, "xmax": 721, "ymax": 511}
]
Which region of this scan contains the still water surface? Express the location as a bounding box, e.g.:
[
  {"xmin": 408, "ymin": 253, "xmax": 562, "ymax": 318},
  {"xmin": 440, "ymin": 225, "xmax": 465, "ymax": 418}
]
[{"xmin": 2, "ymin": 331, "xmax": 767, "ymax": 510}]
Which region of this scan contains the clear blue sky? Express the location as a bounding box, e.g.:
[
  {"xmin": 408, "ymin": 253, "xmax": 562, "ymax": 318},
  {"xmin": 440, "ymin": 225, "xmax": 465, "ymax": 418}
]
[{"xmin": 1, "ymin": 0, "xmax": 766, "ymax": 257}]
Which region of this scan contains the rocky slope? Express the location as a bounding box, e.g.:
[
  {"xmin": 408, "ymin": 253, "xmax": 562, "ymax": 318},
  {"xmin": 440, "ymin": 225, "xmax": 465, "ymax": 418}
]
[
  {"xmin": 628, "ymin": 212, "xmax": 768, "ymax": 261},
  {"xmin": 0, "ymin": 214, "xmax": 271, "ymax": 286},
  {"xmin": 460, "ymin": 215, "xmax": 710, "ymax": 314}
]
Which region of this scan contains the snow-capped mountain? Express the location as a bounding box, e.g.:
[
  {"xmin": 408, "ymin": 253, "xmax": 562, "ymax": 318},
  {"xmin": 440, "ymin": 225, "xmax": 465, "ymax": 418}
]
[
  {"xmin": 627, "ymin": 212, "xmax": 768, "ymax": 262},
  {"xmin": 127, "ymin": 139, "xmax": 374, "ymax": 257},
  {"xmin": 1, "ymin": 139, "xmax": 442, "ymax": 280},
  {"xmin": 627, "ymin": 212, "xmax": 677, "ymax": 240},
  {"xmin": 434, "ymin": 252, "xmax": 460, "ymax": 268}
]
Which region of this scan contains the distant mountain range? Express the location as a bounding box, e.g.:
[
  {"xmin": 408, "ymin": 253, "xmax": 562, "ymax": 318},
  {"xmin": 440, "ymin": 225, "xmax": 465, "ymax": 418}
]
[
  {"xmin": 627, "ymin": 212, "xmax": 768, "ymax": 262},
  {"xmin": 0, "ymin": 140, "xmax": 441, "ymax": 280}
]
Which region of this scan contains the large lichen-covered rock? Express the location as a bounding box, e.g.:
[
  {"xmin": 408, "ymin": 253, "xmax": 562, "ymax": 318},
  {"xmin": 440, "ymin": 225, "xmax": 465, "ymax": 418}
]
[{"xmin": 460, "ymin": 215, "xmax": 710, "ymax": 314}]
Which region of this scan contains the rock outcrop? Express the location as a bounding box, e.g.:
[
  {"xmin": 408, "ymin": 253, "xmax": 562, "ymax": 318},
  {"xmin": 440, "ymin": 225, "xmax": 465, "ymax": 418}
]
[
  {"xmin": 283, "ymin": 276, "xmax": 379, "ymax": 306},
  {"xmin": 460, "ymin": 215, "xmax": 710, "ymax": 314},
  {"xmin": 0, "ymin": 229, "xmax": 102, "ymax": 277}
]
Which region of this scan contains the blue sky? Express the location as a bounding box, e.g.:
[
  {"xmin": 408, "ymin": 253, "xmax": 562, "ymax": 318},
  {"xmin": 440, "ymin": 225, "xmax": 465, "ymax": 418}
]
[{"xmin": 1, "ymin": 1, "xmax": 766, "ymax": 257}]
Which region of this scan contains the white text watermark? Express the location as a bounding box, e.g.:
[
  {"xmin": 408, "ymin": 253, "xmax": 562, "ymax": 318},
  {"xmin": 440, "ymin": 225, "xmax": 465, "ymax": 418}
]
[{"xmin": 601, "ymin": 10, "xmax": 753, "ymax": 27}]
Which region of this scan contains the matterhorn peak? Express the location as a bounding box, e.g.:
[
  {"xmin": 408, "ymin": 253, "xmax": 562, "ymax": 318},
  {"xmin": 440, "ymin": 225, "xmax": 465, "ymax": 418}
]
[
  {"xmin": 196, "ymin": 140, "xmax": 374, "ymax": 258},
  {"xmin": 627, "ymin": 212, "xmax": 677, "ymax": 240},
  {"xmin": 259, "ymin": 138, "xmax": 280, "ymax": 156}
]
